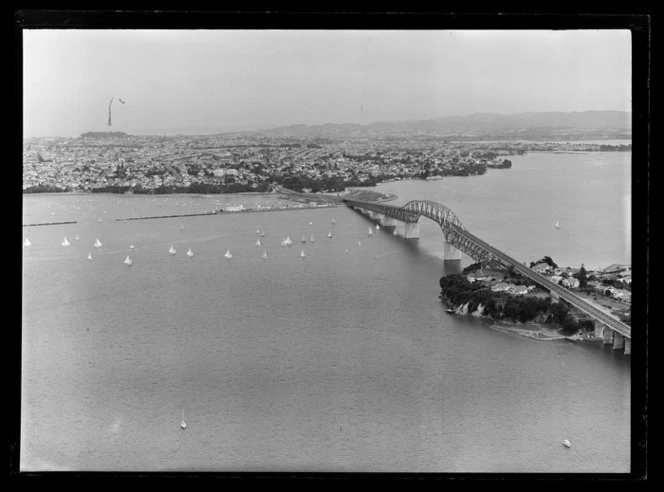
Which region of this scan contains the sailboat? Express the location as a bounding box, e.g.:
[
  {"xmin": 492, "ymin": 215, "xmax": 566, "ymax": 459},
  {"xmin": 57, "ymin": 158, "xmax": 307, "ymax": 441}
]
[
  {"xmin": 256, "ymin": 238, "xmax": 261, "ymax": 246},
  {"xmin": 180, "ymin": 224, "xmax": 184, "ymax": 231},
  {"xmin": 224, "ymin": 250, "xmax": 233, "ymax": 259},
  {"xmin": 187, "ymin": 248, "xmax": 194, "ymax": 257},
  {"xmin": 310, "ymin": 234, "xmax": 315, "ymax": 242},
  {"xmin": 124, "ymin": 255, "xmax": 132, "ymax": 266},
  {"xmin": 345, "ymin": 249, "xmax": 349, "ymax": 254},
  {"xmin": 327, "ymin": 232, "xmax": 332, "ymax": 238},
  {"xmin": 301, "ymin": 235, "xmax": 307, "ymax": 243},
  {"xmin": 87, "ymin": 253, "xmax": 92, "ymax": 260},
  {"xmin": 393, "ymin": 229, "xmax": 397, "ymax": 235},
  {"xmin": 23, "ymin": 238, "xmax": 31, "ymax": 247},
  {"xmin": 368, "ymin": 227, "xmax": 373, "ymax": 236},
  {"xmin": 75, "ymin": 234, "xmax": 80, "ymax": 241},
  {"xmin": 332, "ymin": 218, "xmax": 336, "ymax": 224},
  {"xmin": 301, "ymin": 250, "xmax": 306, "ymax": 258},
  {"xmin": 62, "ymin": 237, "xmax": 70, "ymax": 246},
  {"xmin": 285, "ymin": 236, "xmax": 293, "ymax": 246},
  {"xmin": 358, "ymin": 241, "xmax": 362, "ymax": 246},
  {"xmin": 261, "ymin": 231, "xmax": 265, "ymax": 237},
  {"xmin": 376, "ymin": 224, "xmax": 380, "ymax": 230},
  {"xmin": 94, "ymin": 238, "xmax": 102, "ymax": 248},
  {"xmin": 256, "ymin": 229, "xmax": 260, "ymax": 235},
  {"xmin": 309, "ymin": 221, "xmax": 313, "ymax": 226},
  {"xmin": 130, "ymin": 244, "xmax": 135, "ymax": 249},
  {"xmin": 98, "ymin": 218, "xmax": 102, "ymax": 223},
  {"xmin": 262, "ymin": 250, "xmax": 268, "ymax": 259},
  {"xmin": 169, "ymin": 245, "xmax": 176, "ymax": 255},
  {"xmin": 555, "ymin": 221, "xmax": 561, "ymax": 229},
  {"xmin": 181, "ymin": 410, "xmax": 187, "ymax": 430}
]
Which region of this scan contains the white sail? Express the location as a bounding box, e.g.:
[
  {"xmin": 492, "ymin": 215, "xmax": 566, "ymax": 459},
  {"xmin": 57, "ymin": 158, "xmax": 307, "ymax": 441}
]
[
  {"xmin": 376, "ymin": 224, "xmax": 380, "ymax": 230},
  {"xmin": 187, "ymin": 248, "xmax": 194, "ymax": 257},
  {"xmin": 98, "ymin": 218, "xmax": 102, "ymax": 223},
  {"xmin": 75, "ymin": 234, "xmax": 80, "ymax": 240},
  {"xmin": 24, "ymin": 238, "xmax": 31, "ymax": 247},
  {"xmin": 301, "ymin": 250, "xmax": 306, "ymax": 258},
  {"xmin": 555, "ymin": 221, "xmax": 561, "ymax": 229},
  {"xmin": 368, "ymin": 228, "xmax": 373, "ymax": 236},
  {"xmin": 62, "ymin": 237, "xmax": 70, "ymax": 246},
  {"xmin": 224, "ymin": 250, "xmax": 232, "ymax": 259},
  {"xmin": 94, "ymin": 238, "xmax": 102, "ymax": 248},
  {"xmin": 310, "ymin": 234, "xmax": 315, "ymax": 242},
  {"xmin": 87, "ymin": 253, "xmax": 92, "ymax": 260},
  {"xmin": 309, "ymin": 221, "xmax": 313, "ymax": 226},
  {"xmin": 332, "ymin": 218, "xmax": 336, "ymax": 224},
  {"xmin": 169, "ymin": 245, "xmax": 176, "ymax": 255},
  {"xmin": 327, "ymin": 232, "xmax": 332, "ymax": 238},
  {"xmin": 256, "ymin": 238, "xmax": 261, "ymax": 246},
  {"xmin": 261, "ymin": 231, "xmax": 265, "ymax": 237},
  {"xmin": 124, "ymin": 255, "xmax": 132, "ymax": 265},
  {"xmin": 130, "ymin": 244, "xmax": 135, "ymax": 249},
  {"xmin": 358, "ymin": 241, "xmax": 362, "ymax": 246},
  {"xmin": 256, "ymin": 229, "xmax": 260, "ymax": 235},
  {"xmin": 262, "ymin": 251, "xmax": 268, "ymax": 259}
]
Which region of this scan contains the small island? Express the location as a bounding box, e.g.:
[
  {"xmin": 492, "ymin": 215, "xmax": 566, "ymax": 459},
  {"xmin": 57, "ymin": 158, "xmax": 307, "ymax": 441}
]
[{"xmin": 439, "ymin": 257, "xmax": 631, "ymax": 341}]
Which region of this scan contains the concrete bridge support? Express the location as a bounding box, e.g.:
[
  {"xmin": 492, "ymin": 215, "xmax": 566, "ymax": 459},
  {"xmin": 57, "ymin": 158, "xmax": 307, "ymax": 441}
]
[
  {"xmin": 602, "ymin": 326, "xmax": 614, "ymax": 345},
  {"xmin": 403, "ymin": 222, "xmax": 420, "ymax": 239},
  {"xmin": 380, "ymin": 216, "xmax": 398, "ymax": 227},
  {"xmin": 613, "ymin": 332, "xmax": 625, "ymax": 350},
  {"xmin": 443, "ymin": 242, "xmax": 461, "ymax": 261},
  {"xmin": 594, "ymin": 322, "xmax": 605, "ymax": 339},
  {"xmin": 624, "ymin": 338, "xmax": 631, "ymax": 355}
]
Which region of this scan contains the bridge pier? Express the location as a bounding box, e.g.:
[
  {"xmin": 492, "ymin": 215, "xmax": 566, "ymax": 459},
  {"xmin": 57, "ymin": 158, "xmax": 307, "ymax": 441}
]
[
  {"xmin": 380, "ymin": 215, "xmax": 397, "ymax": 227},
  {"xmin": 443, "ymin": 242, "xmax": 461, "ymax": 261},
  {"xmin": 613, "ymin": 332, "xmax": 625, "ymax": 350},
  {"xmin": 594, "ymin": 322, "xmax": 605, "ymax": 339},
  {"xmin": 403, "ymin": 222, "xmax": 419, "ymax": 239},
  {"xmin": 602, "ymin": 326, "xmax": 614, "ymax": 345},
  {"xmin": 624, "ymin": 338, "xmax": 631, "ymax": 355}
]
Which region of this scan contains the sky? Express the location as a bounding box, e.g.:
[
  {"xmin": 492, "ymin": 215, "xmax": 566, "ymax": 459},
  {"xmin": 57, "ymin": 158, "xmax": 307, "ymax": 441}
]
[{"xmin": 22, "ymin": 29, "xmax": 632, "ymax": 137}]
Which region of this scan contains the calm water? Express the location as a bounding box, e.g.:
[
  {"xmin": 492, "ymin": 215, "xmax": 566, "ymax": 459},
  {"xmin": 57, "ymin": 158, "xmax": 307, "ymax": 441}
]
[{"xmin": 21, "ymin": 151, "xmax": 631, "ymax": 473}]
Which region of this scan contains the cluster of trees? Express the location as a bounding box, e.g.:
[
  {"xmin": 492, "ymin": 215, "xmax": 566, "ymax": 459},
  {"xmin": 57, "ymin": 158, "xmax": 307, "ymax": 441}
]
[
  {"xmin": 530, "ymin": 256, "xmax": 559, "ymax": 269},
  {"xmin": 439, "ymin": 273, "xmax": 587, "ymax": 334}
]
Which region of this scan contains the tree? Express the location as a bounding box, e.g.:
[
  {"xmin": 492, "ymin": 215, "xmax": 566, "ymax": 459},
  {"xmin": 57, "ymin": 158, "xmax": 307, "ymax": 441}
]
[{"xmin": 574, "ymin": 265, "xmax": 589, "ymax": 288}]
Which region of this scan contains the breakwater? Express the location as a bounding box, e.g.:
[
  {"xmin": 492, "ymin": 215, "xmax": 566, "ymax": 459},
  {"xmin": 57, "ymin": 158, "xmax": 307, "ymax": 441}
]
[{"xmin": 23, "ymin": 221, "xmax": 78, "ymax": 227}]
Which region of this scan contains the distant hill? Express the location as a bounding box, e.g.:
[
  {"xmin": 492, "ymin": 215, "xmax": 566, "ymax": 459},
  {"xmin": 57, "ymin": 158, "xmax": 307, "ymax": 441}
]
[
  {"xmin": 252, "ymin": 111, "xmax": 631, "ymax": 140},
  {"xmin": 79, "ymin": 131, "xmax": 130, "ymax": 139}
]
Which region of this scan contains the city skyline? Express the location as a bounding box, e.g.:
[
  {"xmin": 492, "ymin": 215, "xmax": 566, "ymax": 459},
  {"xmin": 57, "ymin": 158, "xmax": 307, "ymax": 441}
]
[{"xmin": 23, "ymin": 29, "xmax": 632, "ymax": 137}]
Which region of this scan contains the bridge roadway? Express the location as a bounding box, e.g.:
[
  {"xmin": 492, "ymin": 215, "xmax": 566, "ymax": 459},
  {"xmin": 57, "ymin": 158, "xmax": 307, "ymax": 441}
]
[{"xmin": 449, "ymin": 224, "xmax": 631, "ymax": 339}]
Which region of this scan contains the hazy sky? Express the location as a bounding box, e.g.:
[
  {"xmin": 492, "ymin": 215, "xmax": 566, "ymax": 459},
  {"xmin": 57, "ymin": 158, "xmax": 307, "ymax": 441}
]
[{"xmin": 23, "ymin": 29, "xmax": 632, "ymax": 137}]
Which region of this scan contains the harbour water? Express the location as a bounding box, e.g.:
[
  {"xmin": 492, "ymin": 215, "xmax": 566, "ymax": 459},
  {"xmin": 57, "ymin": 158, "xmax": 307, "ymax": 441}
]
[{"xmin": 21, "ymin": 150, "xmax": 631, "ymax": 473}]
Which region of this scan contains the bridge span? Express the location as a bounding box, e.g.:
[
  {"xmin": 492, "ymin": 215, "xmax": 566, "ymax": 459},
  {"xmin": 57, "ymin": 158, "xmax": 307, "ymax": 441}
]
[{"xmin": 343, "ymin": 198, "xmax": 631, "ymax": 354}]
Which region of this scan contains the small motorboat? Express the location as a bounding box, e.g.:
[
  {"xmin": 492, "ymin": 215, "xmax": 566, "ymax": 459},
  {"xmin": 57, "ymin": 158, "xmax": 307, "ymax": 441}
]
[
  {"xmin": 562, "ymin": 439, "xmax": 571, "ymax": 448},
  {"xmin": 446, "ymin": 308, "xmax": 456, "ymax": 314},
  {"xmin": 181, "ymin": 410, "xmax": 187, "ymax": 430}
]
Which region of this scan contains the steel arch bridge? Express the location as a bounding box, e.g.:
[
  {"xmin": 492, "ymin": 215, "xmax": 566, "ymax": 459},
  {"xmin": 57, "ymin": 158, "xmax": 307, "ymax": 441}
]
[
  {"xmin": 342, "ymin": 198, "xmax": 631, "ymax": 340},
  {"xmin": 343, "ymin": 198, "xmax": 503, "ymax": 265}
]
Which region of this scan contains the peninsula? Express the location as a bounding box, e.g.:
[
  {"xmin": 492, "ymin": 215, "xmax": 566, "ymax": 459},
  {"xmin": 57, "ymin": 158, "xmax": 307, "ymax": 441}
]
[{"xmin": 439, "ymin": 258, "xmax": 631, "ymax": 341}]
